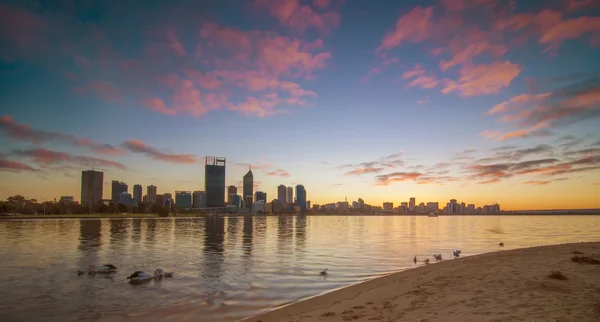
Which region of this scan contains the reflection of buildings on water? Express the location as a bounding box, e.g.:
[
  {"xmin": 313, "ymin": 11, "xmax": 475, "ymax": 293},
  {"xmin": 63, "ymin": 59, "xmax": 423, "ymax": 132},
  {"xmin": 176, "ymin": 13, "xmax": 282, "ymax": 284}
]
[
  {"xmin": 203, "ymin": 216, "xmax": 225, "ymax": 282},
  {"xmin": 109, "ymin": 219, "xmax": 127, "ymax": 245},
  {"xmin": 78, "ymin": 219, "xmax": 102, "ymax": 269},
  {"xmin": 131, "ymin": 219, "xmax": 142, "ymax": 243},
  {"xmin": 295, "ymin": 215, "xmax": 307, "ymax": 253},
  {"xmin": 78, "ymin": 220, "xmax": 102, "ymax": 251},
  {"xmin": 277, "ymin": 215, "xmax": 293, "ymax": 253},
  {"xmin": 242, "ymin": 215, "xmax": 253, "ymax": 256},
  {"xmin": 226, "ymin": 216, "xmax": 239, "ymax": 246},
  {"xmin": 145, "ymin": 219, "xmax": 157, "ymax": 244}
]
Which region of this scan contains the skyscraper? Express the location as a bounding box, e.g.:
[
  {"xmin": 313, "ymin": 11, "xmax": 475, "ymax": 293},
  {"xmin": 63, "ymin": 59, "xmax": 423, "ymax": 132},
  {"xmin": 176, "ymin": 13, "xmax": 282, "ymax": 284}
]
[
  {"xmin": 409, "ymin": 197, "xmax": 416, "ymax": 212},
  {"xmin": 227, "ymin": 185, "xmax": 237, "ymax": 204},
  {"xmin": 111, "ymin": 180, "xmax": 128, "ymax": 202},
  {"xmin": 243, "ymin": 166, "xmax": 253, "ymax": 208},
  {"xmin": 255, "ymin": 191, "xmax": 266, "ymax": 202},
  {"xmin": 286, "ymin": 186, "xmax": 293, "ymax": 205},
  {"xmin": 295, "ymin": 184, "xmax": 307, "ymax": 211},
  {"xmin": 133, "ymin": 184, "xmax": 142, "ymax": 205},
  {"xmin": 175, "ymin": 191, "xmax": 192, "ymax": 208},
  {"xmin": 193, "ymin": 191, "xmax": 207, "ymax": 208},
  {"xmin": 277, "ymin": 185, "xmax": 287, "ymax": 204},
  {"xmin": 147, "ymin": 185, "xmax": 157, "ymax": 204},
  {"xmin": 81, "ymin": 170, "xmax": 103, "ymax": 209},
  {"xmin": 205, "ymin": 156, "xmax": 226, "ymax": 207}
]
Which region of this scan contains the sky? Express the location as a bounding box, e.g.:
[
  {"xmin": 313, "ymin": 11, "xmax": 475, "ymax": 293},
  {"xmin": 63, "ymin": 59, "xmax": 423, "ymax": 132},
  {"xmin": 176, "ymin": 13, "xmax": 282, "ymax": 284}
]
[{"xmin": 1, "ymin": 0, "xmax": 600, "ymax": 210}]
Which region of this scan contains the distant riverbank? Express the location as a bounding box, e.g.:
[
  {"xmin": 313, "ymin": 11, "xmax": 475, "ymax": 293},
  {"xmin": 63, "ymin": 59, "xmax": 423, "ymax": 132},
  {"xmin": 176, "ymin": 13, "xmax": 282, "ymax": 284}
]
[{"xmin": 1, "ymin": 211, "xmax": 599, "ymax": 220}]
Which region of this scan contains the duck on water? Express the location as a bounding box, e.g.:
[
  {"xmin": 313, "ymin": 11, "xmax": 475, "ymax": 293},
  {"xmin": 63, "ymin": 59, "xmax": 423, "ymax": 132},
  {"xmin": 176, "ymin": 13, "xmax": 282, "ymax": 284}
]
[
  {"xmin": 127, "ymin": 269, "xmax": 174, "ymax": 284},
  {"xmin": 78, "ymin": 264, "xmax": 118, "ymax": 275}
]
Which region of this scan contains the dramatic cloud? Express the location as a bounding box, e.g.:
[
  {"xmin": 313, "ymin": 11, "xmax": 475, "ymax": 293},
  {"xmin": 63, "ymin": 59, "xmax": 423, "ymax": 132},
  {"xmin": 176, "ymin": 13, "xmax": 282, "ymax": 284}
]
[
  {"xmin": 0, "ymin": 158, "xmax": 39, "ymax": 172},
  {"xmin": 375, "ymin": 172, "xmax": 423, "ymax": 186},
  {"xmin": 266, "ymin": 169, "xmax": 290, "ymax": 177},
  {"xmin": 344, "ymin": 167, "xmax": 384, "ymax": 176},
  {"xmin": 11, "ymin": 148, "xmax": 127, "ymax": 170},
  {"xmin": 487, "ymin": 77, "xmax": 600, "ymax": 141},
  {"xmin": 0, "ymin": 115, "xmax": 125, "ymax": 155},
  {"xmin": 122, "ymin": 140, "xmax": 197, "ymax": 164},
  {"xmin": 254, "ymin": 0, "xmax": 341, "ymax": 34},
  {"xmin": 441, "ymin": 62, "xmax": 521, "ymax": 97}
]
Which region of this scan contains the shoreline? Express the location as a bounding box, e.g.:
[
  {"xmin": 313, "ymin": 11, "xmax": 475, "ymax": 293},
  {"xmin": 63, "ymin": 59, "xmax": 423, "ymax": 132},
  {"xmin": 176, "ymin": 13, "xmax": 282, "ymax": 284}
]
[
  {"xmin": 1, "ymin": 213, "xmax": 599, "ymax": 220},
  {"xmin": 241, "ymin": 242, "xmax": 600, "ymax": 322}
]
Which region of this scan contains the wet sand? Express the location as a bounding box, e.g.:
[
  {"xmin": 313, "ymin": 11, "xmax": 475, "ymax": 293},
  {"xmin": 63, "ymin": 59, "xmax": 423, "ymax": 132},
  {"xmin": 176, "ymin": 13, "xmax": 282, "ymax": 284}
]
[{"xmin": 242, "ymin": 242, "xmax": 600, "ymax": 322}]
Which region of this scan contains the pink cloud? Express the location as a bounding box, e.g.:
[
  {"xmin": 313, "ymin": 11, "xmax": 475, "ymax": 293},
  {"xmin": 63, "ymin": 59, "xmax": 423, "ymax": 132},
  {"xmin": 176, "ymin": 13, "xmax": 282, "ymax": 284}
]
[
  {"xmin": 407, "ymin": 75, "xmax": 441, "ymax": 89},
  {"xmin": 344, "ymin": 167, "xmax": 384, "ymax": 176},
  {"xmin": 477, "ymin": 178, "xmax": 501, "ymax": 184},
  {"xmin": 496, "ymin": 121, "xmax": 551, "ymax": 141},
  {"xmin": 442, "ymin": 61, "xmax": 521, "ymax": 97},
  {"xmin": 11, "ymin": 148, "xmax": 127, "ymax": 170},
  {"xmin": 402, "ymin": 64, "xmax": 426, "ymax": 79},
  {"xmin": 540, "ymin": 16, "xmax": 600, "ymax": 49},
  {"xmin": 565, "ymin": 0, "xmax": 596, "ymax": 11},
  {"xmin": 377, "ymin": 6, "xmax": 435, "ymax": 51},
  {"xmin": 487, "ymin": 92, "xmax": 552, "ymax": 115},
  {"xmin": 254, "ymin": 0, "xmax": 341, "ymax": 34},
  {"xmin": 312, "ymin": 0, "xmax": 330, "ymax": 8},
  {"xmin": 439, "ymin": 27, "xmax": 508, "ymax": 71},
  {"xmin": 0, "ymin": 115, "xmax": 125, "ymax": 155},
  {"xmin": 0, "ymin": 5, "xmax": 47, "ymax": 60},
  {"xmin": 439, "ymin": 0, "xmax": 495, "ymax": 12},
  {"xmin": 267, "ymin": 169, "xmax": 290, "ymax": 177},
  {"xmin": 0, "ymin": 158, "xmax": 39, "ymax": 172},
  {"xmin": 122, "ymin": 140, "xmax": 197, "ymax": 164},
  {"xmin": 375, "ymin": 171, "xmax": 423, "ymax": 186},
  {"xmin": 166, "ymin": 28, "xmax": 186, "ymax": 56}
]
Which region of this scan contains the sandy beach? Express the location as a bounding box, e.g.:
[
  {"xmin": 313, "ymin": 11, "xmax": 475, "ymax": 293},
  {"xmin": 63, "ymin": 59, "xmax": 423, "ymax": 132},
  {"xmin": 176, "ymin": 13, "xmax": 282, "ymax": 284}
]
[{"xmin": 242, "ymin": 242, "xmax": 600, "ymax": 322}]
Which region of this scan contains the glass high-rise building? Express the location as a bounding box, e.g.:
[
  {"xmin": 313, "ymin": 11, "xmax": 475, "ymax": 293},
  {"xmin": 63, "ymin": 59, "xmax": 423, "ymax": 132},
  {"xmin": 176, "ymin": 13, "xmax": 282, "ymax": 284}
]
[
  {"xmin": 255, "ymin": 191, "xmax": 266, "ymax": 202},
  {"xmin": 133, "ymin": 184, "xmax": 142, "ymax": 205},
  {"xmin": 81, "ymin": 170, "xmax": 103, "ymax": 209},
  {"xmin": 243, "ymin": 166, "xmax": 253, "ymax": 208},
  {"xmin": 277, "ymin": 185, "xmax": 286, "ymax": 204},
  {"xmin": 175, "ymin": 191, "xmax": 192, "ymax": 208},
  {"xmin": 295, "ymin": 184, "xmax": 307, "ymax": 211},
  {"xmin": 205, "ymin": 156, "xmax": 226, "ymax": 207},
  {"xmin": 111, "ymin": 180, "xmax": 128, "ymax": 202}
]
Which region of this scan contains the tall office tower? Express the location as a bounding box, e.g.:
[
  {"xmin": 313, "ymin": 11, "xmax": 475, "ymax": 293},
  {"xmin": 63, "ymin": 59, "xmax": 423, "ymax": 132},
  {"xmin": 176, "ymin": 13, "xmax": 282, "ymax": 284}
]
[
  {"xmin": 295, "ymin": 184, "xmax": 307, "ymax": 211},
  {"xmin": 147, "ymin": 185, "xmax": 157, "ymax": 204},
  {"xmin": 243, "ymin": 165, "xmax": 253, "ymax": 208},
  {"xmin": 133, "ymin": 184, "xmax": 142, "ymax": 205},
  {"xmin": 286, "ymin": 186, "xmax": 293, "ymax": 204},
  {"xmin": 81, "ymin": 170, "xmax": 103, "ymax": 208},
  {"xmin": 205, "ymin": 156, "xmax": 226, "ymax": 207},
  {"xmin": 255, "ymin": 191, "xmax": 267, "ymax": 202},
  {"xmin": 449, "ymin": 199, "xmax": 458, "ymax": 214},
  {"xmin": 358, "ymin": 198, "xmax": 364, "ymax": 209},
  {"xmin": 227, "ymin": 185, "xmax": 237, "ymax": 204},
  {"xmin": 277, "ymin": 184, "xmax": 287, "ymax": 204},
  {"xmin": 175, "ymin": 191, "xmax": 192, "ymax": 208},
  {"xmin": 193, "ymin": 191, "xmax": 207, "ymax": 208},
  {"xmin": 111, "ymin": 181, "xmax": 128, "ymax": 202},
  {"xmin": 409, "ymin": 197, "xmax": 416, "ymax": 212}
]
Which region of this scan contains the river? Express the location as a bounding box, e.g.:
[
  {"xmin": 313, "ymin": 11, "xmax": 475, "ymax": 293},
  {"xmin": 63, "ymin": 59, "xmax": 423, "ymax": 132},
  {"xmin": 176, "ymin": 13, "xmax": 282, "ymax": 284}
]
[{"xmin": 0, "ymin": 215, "xmax": 598, "ymax": 321}]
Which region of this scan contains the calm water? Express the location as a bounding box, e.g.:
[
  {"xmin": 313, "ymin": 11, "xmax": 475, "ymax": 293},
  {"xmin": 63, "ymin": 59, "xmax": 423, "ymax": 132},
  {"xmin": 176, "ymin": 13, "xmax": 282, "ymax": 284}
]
[{"xmin": 0, "ymin": 215, "xmax": 598, "ymax": 322}]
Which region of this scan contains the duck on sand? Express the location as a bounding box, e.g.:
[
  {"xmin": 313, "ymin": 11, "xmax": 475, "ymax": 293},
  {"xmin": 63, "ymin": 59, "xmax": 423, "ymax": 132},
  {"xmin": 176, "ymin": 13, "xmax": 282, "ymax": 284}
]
[{"xmin": 243, "ymin": 242, "xmax": 600, "ymax": 322}]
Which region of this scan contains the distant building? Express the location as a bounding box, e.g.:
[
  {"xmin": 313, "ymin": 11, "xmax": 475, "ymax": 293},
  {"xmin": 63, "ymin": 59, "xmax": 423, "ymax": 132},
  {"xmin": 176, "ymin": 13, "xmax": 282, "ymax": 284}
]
[
  {"xmin": 229, "ymin": 194, "xmax": 241, "ymax": 207},
  {"xmin": 383, "ymin": 202, "xmax": 393, "ymax": 211},
  {"xmin": 243, "ymin": 166, "xmax": 253, "ymax": 209},
  {"xmin": 467, "ymin": 204, "xmax": 475, "ymax": 214},
  {"xmin": 358, "ymin": 198, "xmax": 364, "ymax": 209},
  {"xmin": 286, "ymin": 187, "xmax": 293, "ymax": 205},
  {"xmin": 227, "ymin": 185, "xmax": 237, "ymax": 204},
  {"xmin": 147, "ymin": 185, "xmax": 157, "ymax": 204},
  {"xmin": 205, "ymin": 156, "xmax": 226, "ymax": 207},
  {"xmin": 295, "ymin": 185, "xmax": 307, "ymax": 211},
  {"xmin": 81, "ymin": 170, "xmax": 103, "ymax": 209},
  {"xmin": 175, "ymin": 191, "xmax": 192, "ymax": 208},
  {"xmin": 306, "ymin": 200, "xmax": 311, "ymax": 209},
  {"xmin": 252, "ymin": 200, "xmax": 266, "ymax": 214},
  {"xmin": 156, "ymin": 194, "xmax": 165, "ymax": 207},
  {"xmin": 111, "ymin": 181, "xmax": 128, "ymax": 203},
  {"xmin": 277, "ymin": 185, "xmax": 287, "ymax": 204},
  {"xmin": 409, "ymin": 197, "xmax": 416, "ymax": 212},
  {"xmin": 352, "ymin": 201, "xmax": 359, "ymax": 209},
  {"xmin": 427, "ymin": 202, "xmax": 439, "ymax": 213},
  {"xmin": 193, "ymin": 191, "xmax": 207, "ymax": 208},
  {"xmin": 337, "ymin": 201, "xmax": 349, "ymax": 210},
  {"xmin": 133, "ymin": 184, "xmax": 142, "ymax": 205},
  {"xmin": 119, "ymin": 191, "xmax": 131, "ymax": 205},
  {"xmin": 449, "ymin": 199, "xmax": 458, "ymax": 214},
  {"xmin": 255, "ymin": 191, "xmax": 267, "ymax": 202},
  {"xmin": 59, "ymin": 196, "xmax": 74, "ymax": 205},
  {"xmin": 271, "ymin": 199, "xmax": 283, "ymax": 214},
  {"xmin": 418, "ymin": 202, "xmax": 425, "ymax": 213}
]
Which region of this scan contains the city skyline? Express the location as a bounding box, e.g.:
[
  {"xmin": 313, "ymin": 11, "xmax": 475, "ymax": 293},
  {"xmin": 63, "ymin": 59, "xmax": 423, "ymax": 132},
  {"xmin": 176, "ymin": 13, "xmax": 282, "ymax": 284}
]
[{"xmin": 1, "ymin": 0, "xmax": 600, "ymax": 210}]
